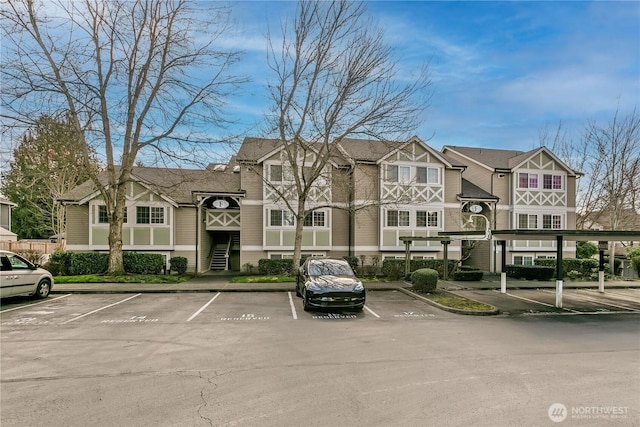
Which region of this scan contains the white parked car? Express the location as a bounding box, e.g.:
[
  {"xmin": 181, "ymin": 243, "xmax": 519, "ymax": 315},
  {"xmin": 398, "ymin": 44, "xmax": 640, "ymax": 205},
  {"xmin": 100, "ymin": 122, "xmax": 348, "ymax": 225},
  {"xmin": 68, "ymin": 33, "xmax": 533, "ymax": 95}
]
[{"xmin": 0, "ymin": 250, "xmax": 53, "ymax": 299}]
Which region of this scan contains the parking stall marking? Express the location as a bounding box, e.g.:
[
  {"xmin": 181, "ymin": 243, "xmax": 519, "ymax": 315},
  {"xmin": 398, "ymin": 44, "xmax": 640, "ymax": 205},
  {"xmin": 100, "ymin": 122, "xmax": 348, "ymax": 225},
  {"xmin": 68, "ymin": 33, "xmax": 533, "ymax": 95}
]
[
  {"xmin": 364, "ymin": 290, "xmax": 442, "ymax": 319},
  {"xmin": 287, "ymin": 292, "xmax": 298, "ymax": 320},
  {"xmin": 61, "ymin": 293, "xmax": 141, "ymax": 324},
  {"xmin": 578, "ymin": 289, "xmax": 640, "ymax": 305},
  {"xmin": 187, "ymin": 292, "xmax": 221, "ymax": 322},
  {"xmin": 492, "ymin": 290, "xmax": 582, "ymax": 314},
  {"xmin": 364, "ymin": 305, "xmax": 380, "ymax": 318},
  {"xmin": 0, "ymin": 294, "xmax": 71, "ymax": 313},
  {"xmin": 542, "ymin": 289, "xmax": 640, "ymax": 312}
]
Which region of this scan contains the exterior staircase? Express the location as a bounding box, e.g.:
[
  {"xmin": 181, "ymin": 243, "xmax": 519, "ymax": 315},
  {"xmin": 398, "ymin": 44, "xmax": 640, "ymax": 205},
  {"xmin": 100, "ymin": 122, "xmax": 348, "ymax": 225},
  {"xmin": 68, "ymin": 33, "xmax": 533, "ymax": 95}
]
[{"xmin": 210, "ymin": 245, "xmax": 227, "ymax": 270}]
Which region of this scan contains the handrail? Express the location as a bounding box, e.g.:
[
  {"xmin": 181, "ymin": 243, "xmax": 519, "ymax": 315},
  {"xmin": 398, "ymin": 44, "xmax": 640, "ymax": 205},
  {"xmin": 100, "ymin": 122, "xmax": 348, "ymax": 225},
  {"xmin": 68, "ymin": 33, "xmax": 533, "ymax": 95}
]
[{"xmin": 224, "ymin": 236, "xmax": 232, "ymax": 270}]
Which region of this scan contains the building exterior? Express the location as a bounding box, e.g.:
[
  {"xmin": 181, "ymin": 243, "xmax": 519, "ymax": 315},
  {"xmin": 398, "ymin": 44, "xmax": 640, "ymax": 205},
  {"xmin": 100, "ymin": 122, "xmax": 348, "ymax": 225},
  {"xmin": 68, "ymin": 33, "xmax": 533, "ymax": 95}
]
[
  {"xmin": 0, "ymin": 196, "xmax": 17, "ymax": 242},
  {"xmin": 59, "ymin": 137, "xmax": 580, "ymax": 273}
]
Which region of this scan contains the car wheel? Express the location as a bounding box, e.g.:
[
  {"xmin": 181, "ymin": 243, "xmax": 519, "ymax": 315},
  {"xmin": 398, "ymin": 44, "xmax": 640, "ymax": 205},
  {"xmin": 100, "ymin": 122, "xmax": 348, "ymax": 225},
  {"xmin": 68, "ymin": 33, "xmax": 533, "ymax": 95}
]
[{"xmin": 33, "ymin": 279, "xmax": 51, "ymax": 299}]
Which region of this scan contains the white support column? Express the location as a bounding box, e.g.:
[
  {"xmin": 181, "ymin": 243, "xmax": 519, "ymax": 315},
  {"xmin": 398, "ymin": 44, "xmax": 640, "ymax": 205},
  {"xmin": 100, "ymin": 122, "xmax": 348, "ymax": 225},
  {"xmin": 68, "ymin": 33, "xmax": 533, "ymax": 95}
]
[
  {"xmin": 501, "ymin": 272, "xmax": 507, "ymax": 294},
  {"xmin": 555, "ymin": 279, "xmax": 563, "ymax": 308},
  {"xmin": 599, "ymin": 270, "xmax": 605, "ymax": 293}
]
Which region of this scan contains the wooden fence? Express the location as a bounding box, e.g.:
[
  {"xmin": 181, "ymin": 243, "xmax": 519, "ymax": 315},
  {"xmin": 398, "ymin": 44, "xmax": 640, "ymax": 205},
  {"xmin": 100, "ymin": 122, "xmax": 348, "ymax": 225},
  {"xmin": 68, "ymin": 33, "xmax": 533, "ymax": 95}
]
[{"xmin": 0, "ymin": 240, "xmax": 64, "ymax": 254}]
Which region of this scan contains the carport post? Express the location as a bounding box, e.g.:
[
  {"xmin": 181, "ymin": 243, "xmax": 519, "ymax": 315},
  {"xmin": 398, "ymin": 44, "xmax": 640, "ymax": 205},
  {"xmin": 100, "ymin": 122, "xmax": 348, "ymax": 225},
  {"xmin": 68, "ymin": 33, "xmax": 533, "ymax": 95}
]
[
  {"xmin": 404, "ymin": 240, "xmax": 411, "ymax": 278},
  {"xmin": 556, "ymin": 235, "xmax": 563, "ymax": 308},
  {"xmin": 442, "ymin": 240, "xmax": 449, "ymax": 280},
  {"xmin": 598, "ymin": 241, "xmax": 607, "ymax": 293},
  {"xmin": 499, "ymin": 240, "xmax": 507, "ymax": 293}
]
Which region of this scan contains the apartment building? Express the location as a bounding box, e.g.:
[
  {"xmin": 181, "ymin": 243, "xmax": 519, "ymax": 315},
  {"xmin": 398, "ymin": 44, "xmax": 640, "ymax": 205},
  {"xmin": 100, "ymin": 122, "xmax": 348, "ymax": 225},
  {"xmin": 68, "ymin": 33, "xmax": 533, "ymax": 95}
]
[{"xmin": 59, "ymin": 137, "xmax": 579, "ymax": 273}]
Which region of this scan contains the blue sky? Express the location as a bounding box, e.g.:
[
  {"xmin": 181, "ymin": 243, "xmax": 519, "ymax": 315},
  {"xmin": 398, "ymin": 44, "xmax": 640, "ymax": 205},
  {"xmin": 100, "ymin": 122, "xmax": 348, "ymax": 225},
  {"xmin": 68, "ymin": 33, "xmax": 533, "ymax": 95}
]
[{"xmin": 220, "ymin": 0, "xmax": 639, "ymax": 154}]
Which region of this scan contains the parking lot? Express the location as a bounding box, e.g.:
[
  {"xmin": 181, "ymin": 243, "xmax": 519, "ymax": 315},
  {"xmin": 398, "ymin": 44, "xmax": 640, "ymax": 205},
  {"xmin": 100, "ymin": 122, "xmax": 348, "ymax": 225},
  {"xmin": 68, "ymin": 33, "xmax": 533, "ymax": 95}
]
[
  {"xmin": 448, "ymin": 287, "xmax": 640, "ymax": 316},
  {"xmin": 2, "ymin": 288, "xmax": 639, "ymax": 427},
  {"xmin": 0, "ymin": 290, "xmax": 450, "ymax": 328}
]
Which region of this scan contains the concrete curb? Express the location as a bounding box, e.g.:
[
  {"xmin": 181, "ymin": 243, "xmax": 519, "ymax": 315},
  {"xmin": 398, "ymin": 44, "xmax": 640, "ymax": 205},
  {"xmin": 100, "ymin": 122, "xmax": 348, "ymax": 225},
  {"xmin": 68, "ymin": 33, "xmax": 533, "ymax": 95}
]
[{"xmin": 396, "ymin": 286, "xmax": 500, "ymax": 316}]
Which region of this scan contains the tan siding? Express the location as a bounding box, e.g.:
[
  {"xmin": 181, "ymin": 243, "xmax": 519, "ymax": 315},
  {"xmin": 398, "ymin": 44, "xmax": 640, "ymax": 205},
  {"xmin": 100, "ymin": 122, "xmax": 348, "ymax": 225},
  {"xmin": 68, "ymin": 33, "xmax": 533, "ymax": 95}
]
[
  {"xmin": 443, "ymin": 207, "xmax": 462, "ymax": 231},
  {"xmin": 354, "ymin": 205, "xmax": 378, "ymax": 247},
  {"xmin": 443, "ymin": 169, "xmax": 462, "ymax": 204},
  {"xmin": 492, "ymin": 174, "xmax": 511, "ymax": 205},
  {"xmin": 175, "ymin": 208, "xmax": 196, "ymax": 245},
  {"xmin": 171, "ymin": 250, "xmax": 197, "ymax": 273},
  {"xmin": 331, "ymin": 167, "xmax": 351, "ymax": 203},
  {"xmin": 240, "ymin": 165, "xmax": 264, "ymax": 201},
  {"xmin": 66, "ymin": 205, "xmax": 89, "ymax": 245},
  {"xmin": 331, "ymin": 208, "xmax": 350, "ymax": 247},
  {"xmin": 353, "ymin": 164, "xmax": 378, "ymax": 201}
]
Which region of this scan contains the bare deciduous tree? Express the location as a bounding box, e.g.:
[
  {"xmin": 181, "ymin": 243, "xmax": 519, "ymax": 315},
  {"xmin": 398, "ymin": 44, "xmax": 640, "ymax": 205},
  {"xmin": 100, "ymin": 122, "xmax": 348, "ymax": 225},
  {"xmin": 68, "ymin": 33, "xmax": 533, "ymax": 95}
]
[
  {"xmin": 259, "ymin": 0, "xmax": 431, "ymax": 271},
  {"xmin": 1, "ymin": 0, "xmax": 244, "ymax": 273}
]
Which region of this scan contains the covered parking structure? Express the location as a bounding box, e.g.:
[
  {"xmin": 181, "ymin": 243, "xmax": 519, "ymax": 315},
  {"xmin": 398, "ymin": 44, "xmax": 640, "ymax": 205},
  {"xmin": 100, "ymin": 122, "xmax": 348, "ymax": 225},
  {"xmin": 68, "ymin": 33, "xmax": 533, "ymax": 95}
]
[
  {"xmin": 491, "ymin": 230, "xmax": 640, "ymax": 308},
  {"xmin": 400, "ymin": 230, "xmax": 640, "ymax": 308}
]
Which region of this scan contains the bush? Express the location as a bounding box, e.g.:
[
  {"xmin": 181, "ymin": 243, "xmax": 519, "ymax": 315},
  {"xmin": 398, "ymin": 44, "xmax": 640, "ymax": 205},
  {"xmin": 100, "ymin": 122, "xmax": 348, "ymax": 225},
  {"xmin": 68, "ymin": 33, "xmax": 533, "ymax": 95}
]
[
  {"xmin": 411, "ymin": 268, "xmax": 438, "ymax": 291},
  {"xmin": 631, "ymin": 256, "xmax": 640, "ymax": 277},
  {"xmin": 453, "ymin": 270, "xmax": 484, "ymax": 281},
  {"xmin": 242, "ymin": 262, "xmax": 254, "ymax": 274},
  {"xmin": 505, "ymin": 265, "xmax": 555, "ymax": 281},
  {"xmin": 576, "ymin": 241, "xmax": 598, "ymax": 259},
  {"xmin": 70, "ymin": 252, "xmax": 109, "ymax": 275},
  {"xmin": 170, "ymin": 256, "xmax": 188, "ymax": 275},
  {"xmin": 123, "ymin": 252, "xmax": 164, "ymax": 274},
  {"xmin": 258, "ymin": 259, "xmax": 294, "ymax": 275},
  {"xmin": 343, "ymin": 256, "xmax": 359, "ymax": 271},
  {"xmin": 381, "ymin": 258, "xmax": 459, "ymax": 280},
  {"xmin": 15, "ymin": 249, "xmax": 45, "ymax": 265},
  {"xmin": 42, "ymin": 261, "xmax": 61, "ymax": 276},
  {"xmin": 49, "ymin": 251, "xmax": 72, "ymax": 275},
  {"xmin": 535, "ymin": 258, "xmax": 598, "ymax": 279}
]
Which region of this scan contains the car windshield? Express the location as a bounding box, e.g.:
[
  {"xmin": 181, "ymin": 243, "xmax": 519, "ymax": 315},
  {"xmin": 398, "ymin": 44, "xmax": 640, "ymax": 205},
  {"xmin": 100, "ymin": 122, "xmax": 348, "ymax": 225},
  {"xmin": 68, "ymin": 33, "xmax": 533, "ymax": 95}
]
[{"xmin": 308, "ymin": 261, "xmax": 354, "ymax": 276}]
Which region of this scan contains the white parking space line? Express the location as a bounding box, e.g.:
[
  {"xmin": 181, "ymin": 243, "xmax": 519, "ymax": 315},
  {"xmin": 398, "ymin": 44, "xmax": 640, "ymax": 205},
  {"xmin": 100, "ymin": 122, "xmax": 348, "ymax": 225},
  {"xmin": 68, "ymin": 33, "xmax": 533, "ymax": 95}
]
[
  {"xmin": 493, "ymin": 290, "xmax": 582, "ymax": 313},
  {"xmin": 287, "ymin": 292, "xmax": 298, "ymax": 320},
  {"xmin": 364, "ymin": 305, "xmax": 380, "ymax": 318},
  {"xmin": 579, "ymin": 289, "xmax": 640, "ymax": 303},
  {"xmin": 62, "ymin": 294, "xmax": 141, "ymax": 324},
  {"xmin": 543, "ymin": 289, "xmax": 640, "ymax": 312},
  {"xmin": 187, "ymin": 292, "xmax": 221, "ymax": 322},
  {"xmin": 0, "ymin": 294, "xmax": 71, "ymax": 313}
]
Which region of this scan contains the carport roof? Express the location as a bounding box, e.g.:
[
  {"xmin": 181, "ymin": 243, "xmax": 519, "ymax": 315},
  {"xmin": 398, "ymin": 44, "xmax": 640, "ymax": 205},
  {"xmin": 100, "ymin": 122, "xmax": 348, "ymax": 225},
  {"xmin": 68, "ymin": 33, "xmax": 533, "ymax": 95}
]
[{"xmin": 490, "ymin": 229, "xmax": 640, "ymax": 241}]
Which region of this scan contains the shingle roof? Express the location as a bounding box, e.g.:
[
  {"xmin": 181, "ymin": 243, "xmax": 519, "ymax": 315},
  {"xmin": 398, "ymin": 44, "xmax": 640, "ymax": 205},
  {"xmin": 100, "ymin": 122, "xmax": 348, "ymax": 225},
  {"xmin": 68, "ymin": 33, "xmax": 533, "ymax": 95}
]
[
  {"xmin": 58, "ymin": 166, "xmax": 242, "ymax": 205},
  {"xmin": 442, "ymin": 145, "xmax": 530, "ymax": 169},
  {"xmin": 460, "ymin": 179, "xmax": 499, "ymax": 200}
]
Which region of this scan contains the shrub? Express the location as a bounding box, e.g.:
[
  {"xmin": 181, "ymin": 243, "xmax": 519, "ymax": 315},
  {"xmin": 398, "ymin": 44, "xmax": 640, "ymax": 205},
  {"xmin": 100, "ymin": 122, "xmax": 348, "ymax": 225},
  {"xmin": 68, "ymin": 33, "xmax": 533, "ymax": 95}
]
[
  {"xmin": 535, "ymin": 258, "xmax": 598, "ymax": 279},
  {"xmin": 70, "ymin": 252, "xmax": 109, "ymax": 275},
  {"xmin": 123, "ymin": 252, "xmax": 164, "ymax": 274},
  {"xmin": 258, "ymin": 259, "xmax": 294, "ymax": 275},
  {"xmin": 170, "ymin": 256, "xmax": 188, "ymax": 274},
  {"xmin": 15, "ymin": 249, "xmax": 45, "ymax": 265},
  {"xmin": 631, "ymin": 256, "xmax": 640, "ymax": 277},
  {"xmin": 49, "ymin": 251, "xmax": 72, "ymax": 275},
  {"xmin": 42, "ymin": 261, "xmax": 61, "ymax": 276},
  {"xmin": 505, "ymin": 265, "xmax": 555, "ymax": 281},
  {"xmin": 343, "ymin": 256, "xmax": 359, "ymax": 271},
  {"xmin": 576, "ymin": 241, "xmax": 598, "ymax": 259},
  {"xmin": 453, "ymin": 270, "xmax": 484, "ymax": 281},
  {"xmin": 381, "ymin": 258, "xmax": 459, "ymax": 280},
  {"xmin": 242, "ymin": 262, "xmax": 254, "ymax": 274},
  {"xmin": 411, "ymin": 268, "xmax": 438, "ymax": 291}
]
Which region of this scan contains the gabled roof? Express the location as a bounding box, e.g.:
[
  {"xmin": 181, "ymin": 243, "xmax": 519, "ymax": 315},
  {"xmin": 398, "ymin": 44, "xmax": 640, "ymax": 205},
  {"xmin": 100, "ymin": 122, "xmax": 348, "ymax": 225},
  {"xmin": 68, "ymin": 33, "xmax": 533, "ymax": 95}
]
[
  {"xmin": 459, "ymin": 179, "xmax": 499, "ymax": 201},
  {"xmin": 58, "ymin": 165, "xmax": 242, "ymax": 206},
  {"xmin": 442, "ymin": 145, "xmax": 579, "ymax": 175},
  {"xmin": 236, "ymin": 137, "xmax": 351, "ymax": 167}
]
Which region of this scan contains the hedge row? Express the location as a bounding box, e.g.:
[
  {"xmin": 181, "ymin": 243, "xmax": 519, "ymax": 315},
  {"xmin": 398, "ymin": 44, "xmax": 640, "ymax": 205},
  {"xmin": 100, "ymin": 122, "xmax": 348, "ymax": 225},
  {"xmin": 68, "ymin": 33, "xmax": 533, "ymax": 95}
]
[
  {"xmin": 534, "ymin": 257, "xmax": 621, "ymax": 278},
  {"xmin": 47, "ymin": 252, "xmax": 167, "ymax": 275},
  {"xmin": 505, "ymin": 265, "xmax": 555, "ymax": 281},
  {"xmin": 381, "ymin": 258, "xmax": 459, "ymax": 280}
]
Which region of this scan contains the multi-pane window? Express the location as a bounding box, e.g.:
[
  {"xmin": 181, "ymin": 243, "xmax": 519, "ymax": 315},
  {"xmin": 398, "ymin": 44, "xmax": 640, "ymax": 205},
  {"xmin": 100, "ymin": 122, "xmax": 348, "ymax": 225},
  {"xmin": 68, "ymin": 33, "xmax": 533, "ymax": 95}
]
[
  {"xmin": 385, "ymin": 165, "xmax": 398, "ymax": 182},
  {"xmin": 543, "ymin": 174, "xmax": 563, "ymax": 190},
  {"xmin": 387, "ymin": 210, "xmax": 410, "ymax": 227},
  {"xmin": 518, "ymin": 173, "xmax": 538, "ymax": 189},
  {"xmin": 417, "ymin": 211, "xmax": 439, "ymax": 227},
  {"xmin": 98, "ymin": 205, "xmax": 109, "ymax": 223},
  {"xmin": 398, "ymin": 166, "xmax": 411, "ymax": 184},
  {"xmin": 513, "ymin": 256, "xmax": 534, "ymax": 266},
  {"xmin": 543, "ymin": 214, "xmax": 562, "ymax": 229},
  {"xmin": 518, "ymin": 213, "xmax": 538, "ymax": 229},
  {"xmin": 270, "ymin": 165, "xmax": 282, "ymax": 182},
  {"xmin": 136, "ymin": 206, "xmax": 163, "ymax": 224},
  {"xmin": 304, "ymin": 211, "xmax": 325, "ymax": 227},
  {"xmin": 270, "ymin": 210, "xmax": 295, "ymax": 227},
  {"xmin": 99, "ymin": 205, "xmax": 127, "ymax": 223},
  {"xmin": 416, "ymin": 167, "xmax": 440, "ymax": 184}
]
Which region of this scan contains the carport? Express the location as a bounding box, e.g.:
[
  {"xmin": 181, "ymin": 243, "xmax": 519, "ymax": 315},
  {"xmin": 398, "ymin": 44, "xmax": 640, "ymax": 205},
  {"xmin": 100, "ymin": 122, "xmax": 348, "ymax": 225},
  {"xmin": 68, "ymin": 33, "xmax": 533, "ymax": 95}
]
[{"xmin": 491, "ymin": 230, "xmax": 640, "ymax": 308}]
